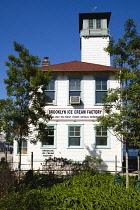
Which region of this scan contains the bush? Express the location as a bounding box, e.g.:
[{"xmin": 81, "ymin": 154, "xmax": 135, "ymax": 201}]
[
  {"xmin": 45, "ymin": 171, "xmax": 140, "ymax": 210},
  {"xmin": 23, "ymin": 188, "xmax": 49, "ymax": 210},
  {"xmin": 0, "ymin": 193, "xmax": 24, "ymax": 210},
  {"xmin": 17, "ymin": 170, "xmax": 64, "ymax": 193},
  {"xmin": 0, "ymin": 161, "xmax": 17, "ymax": 198},
  {"xmin": 0, "ymin": 170, "xmax": 140, "ymax": 209}
]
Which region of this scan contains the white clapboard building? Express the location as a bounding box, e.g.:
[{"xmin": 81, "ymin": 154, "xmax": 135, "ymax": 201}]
[{"xmin": 13, "ymin": 12, "xmax": 122, "ymax": 171}]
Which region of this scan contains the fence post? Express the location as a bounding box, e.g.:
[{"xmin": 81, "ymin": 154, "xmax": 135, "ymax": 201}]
[
  {"xmin": 31, "ymin": 152, "xmax": 33, "ymax": 171},
  {"xmin": 115, "ymin": 155, "xmax": 117, "ymax": 174},
  {"xmin": 5, "ymin": 151, "xmax": 7, "ymax": 162},
  {"xmin": 138, "ymin": 150, "xmax": 140, "ymax": 179}
]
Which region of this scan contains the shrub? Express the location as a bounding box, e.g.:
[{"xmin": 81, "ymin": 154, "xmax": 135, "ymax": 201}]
[
  {"xmin": 1, "ymin": 170, "xmax": 140, "ymax": 209},
  {"xmin": 45, "ymin": 171, "xmax": 140, "ymax": 210},
  {"xmin": 0, "ymin": 193, "xmax": 24, "ymax": 210},
  {"xmin": 0, "ymin": 161, "xmax": 17, "ymax": 198}
]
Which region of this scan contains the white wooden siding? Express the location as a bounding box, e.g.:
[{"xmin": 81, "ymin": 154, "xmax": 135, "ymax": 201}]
[
  {"xmin": 13, "ymin": 75, "xmax": 122, "ymax": 172},
  {"xmin": 81, "ymin": 37, "xmax": 110, "ymax": 66}
]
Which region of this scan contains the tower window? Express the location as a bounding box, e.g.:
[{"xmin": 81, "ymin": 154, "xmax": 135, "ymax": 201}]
[
  {"xmin": 89, "ymin": 19, "xmax": 93, "ymax": 29},
  {"xmin": 96, "ymin": 19, "xmax": 101, "ymax": 29}
]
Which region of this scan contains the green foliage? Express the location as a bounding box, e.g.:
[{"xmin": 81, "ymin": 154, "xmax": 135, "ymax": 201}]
[
  {"xmin": 84, "ymin": 155, "xmax": 102, "ymax": 164},
  {"xmin": 23, "ymin": 188, "xmax": 49, "ymax": 210},
  {"xmin": 43, "ymin": 157, "xmax": 84, "ymax": 176},
  {"xmin": 42, "ymin": 156, "xmax": 102, "ymax": 176},
  {"xmin": 0, "ymin": 41, "xmax": 52, "ymax": 169},
  {"xmin": 0, "ymin": 162, "xmax": 17, "ymax": 198},
  {"xmin": 97, "ymin": 19, "xmax": 140, "ymax": 188},
  {"xmin": 106, "ymin": 19, "xmax": 140, "ymax": 72},
  {"xmin": 0, "ymin": 170, "xmax": 140, "ymax": 209},
  {"xmin": 0, "ymin": 42, "xmax": 52, "ymax": 140},
  {"xmin": 83, "ymin": 155, "xmax": 103, "ymax": 169},
  {"xmin": 0, "ymin": 193, "xmax": 23, "ymax": 210},
  {"xmin": 18, "ymin": 171, "xmax": 64, "ymax": 193},
  {"xmin": 97, "ymin": 19, "xmax": 140, "ymax": 146}
]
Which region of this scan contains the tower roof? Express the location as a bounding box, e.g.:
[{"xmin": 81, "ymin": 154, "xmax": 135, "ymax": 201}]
[
  {"xmin": 40, "ymin": 60, "xmax": 117, "ymax": 72},
  {"xmin": 79, "ymin": 12, "xmax": 111, "ymax": 32}
]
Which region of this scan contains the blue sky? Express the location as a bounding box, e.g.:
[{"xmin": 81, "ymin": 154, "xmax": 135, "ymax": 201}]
[{"xmin": 0, "ymin": 0, "xmax": 140, "ymax": 99}]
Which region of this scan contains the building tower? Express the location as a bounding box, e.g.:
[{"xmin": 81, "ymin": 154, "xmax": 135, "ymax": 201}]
[{"xmin": 79, "ymin": 12, "xmax": 111, "ymax": 66}]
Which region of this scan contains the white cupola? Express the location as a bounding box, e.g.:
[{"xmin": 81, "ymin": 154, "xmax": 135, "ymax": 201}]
[{"xmin": 79, "ymin": 12, "xmax": 111, "ymax": 66}]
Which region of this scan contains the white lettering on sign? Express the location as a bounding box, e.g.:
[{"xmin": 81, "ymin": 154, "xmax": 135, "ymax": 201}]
[{"xmin": 47, "ymin": 108, "xmax": 103, "ymax": 121}]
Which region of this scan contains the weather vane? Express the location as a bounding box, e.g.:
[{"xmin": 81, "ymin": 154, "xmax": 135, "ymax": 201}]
[{"xmin": 91, "ymin": 7, "xmax": 97, "ymax": 13}]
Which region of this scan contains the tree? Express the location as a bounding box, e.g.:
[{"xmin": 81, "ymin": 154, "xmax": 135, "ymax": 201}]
[
  {"xmin": 0, "ymin": 42, "xmax": 52, "ymax": 173},
  {"xmin": 96, "ymin": 19, "xmax": 140, "ymax": 188}
]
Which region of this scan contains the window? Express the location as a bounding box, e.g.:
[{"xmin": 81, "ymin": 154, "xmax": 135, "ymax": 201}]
[
  {"xmin": 96, "ymin": 128, "xmax": 108, "ymax": 147},
  {"xmin": 89, "ymin": 19, "xmax": 93, "ymax": 29},
  {"xmin": 95, "ymin": 78, "xmax": 107, "ymax": 104},
  {"xmin": 44, "ymin": 78, "xmax": 55, "ymax": 104},
  {"xmin": 17, "ymin": 141, "xmax": 27, "ymax": 154},
  {"xmin": 68, "ymin": 125, "xmax": 83, "ymax": 148},
  {"xmin": 42, "ymin": 125, "xmax": 56, "ymax": 148},
  {"xmin": 95, "ymin": 127, "xmax": 110, "ymax": 148},
  {"xmin": 69, "ymin": 78, "xmax": 81, "ymax": 97},
  {"xmin": 88, "ymin": 19, "xmax": 101, "ymax": 29},
  {"xmin": 96, "ymin": 19, "xmax": 101, "ymax": 29}
]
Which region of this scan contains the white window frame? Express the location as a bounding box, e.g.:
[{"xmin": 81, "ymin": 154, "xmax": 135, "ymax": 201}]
[
  {"xmin": 95, "ymin": 77, "xmax": 109, "ymax": 105},
  {"xmin": 44, "ymin": 77, "xmax": 57, "ymax": 105},
  {"xmin": 88, "ymin": 19, "xmax": 102, "ymax": 30},
  {"xmin": 69, "ymin": 76, "xmax": 82, "ymax": 104},
  {"xmin": 94, "ymin": 127, "xmax": 110, "ymax": 149},
  {"xmin": 96, "ymin": 19, "xmax": 101, "ymax": 29},
  {"xmin": 17, "ymin": 140, "xmax": 27, "ymax": 155},
  {"xmin": 89, "ymin": 19, "xmax": 93, "ymax": 29},
  {"xmin": 67, "ymin": 124, "xmax": 83, "ymax": 148}
]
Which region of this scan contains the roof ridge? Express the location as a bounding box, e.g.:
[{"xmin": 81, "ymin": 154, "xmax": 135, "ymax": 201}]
[{"xmin": 40, "ymin": 60, "xmax": 117, "ymax": 72}]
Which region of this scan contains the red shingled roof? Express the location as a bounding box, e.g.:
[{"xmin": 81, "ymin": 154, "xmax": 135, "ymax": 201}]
[{"xmin": 40, "ymin": 60, "xmax": 117, "ymax": 72}]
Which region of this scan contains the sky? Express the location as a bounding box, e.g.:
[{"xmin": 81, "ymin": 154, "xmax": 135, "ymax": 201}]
[{"xmin": 0, "ymin": 0, "xmax": 140, "ymax": 99}]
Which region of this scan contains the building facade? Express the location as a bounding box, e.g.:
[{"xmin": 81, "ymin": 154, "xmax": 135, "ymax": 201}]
[{"xmin": 13, "ymin": 12, "xmax": 122, "ymax": 171}]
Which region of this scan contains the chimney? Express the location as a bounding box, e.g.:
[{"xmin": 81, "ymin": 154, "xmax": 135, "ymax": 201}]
[{"xmin": 42, "ymin": 57, "xmax": 50, "ymax": 66}]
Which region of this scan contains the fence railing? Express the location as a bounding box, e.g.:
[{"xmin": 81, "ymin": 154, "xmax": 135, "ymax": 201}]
[{"xmin": 1, "ymin": 153, "xmax": 140, "ymax": 177}]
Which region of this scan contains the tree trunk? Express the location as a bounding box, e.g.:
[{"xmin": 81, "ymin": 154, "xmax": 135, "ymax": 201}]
[{"xmin": 125, "ymin": 143, "xmax": 129, "ymax": 188}]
